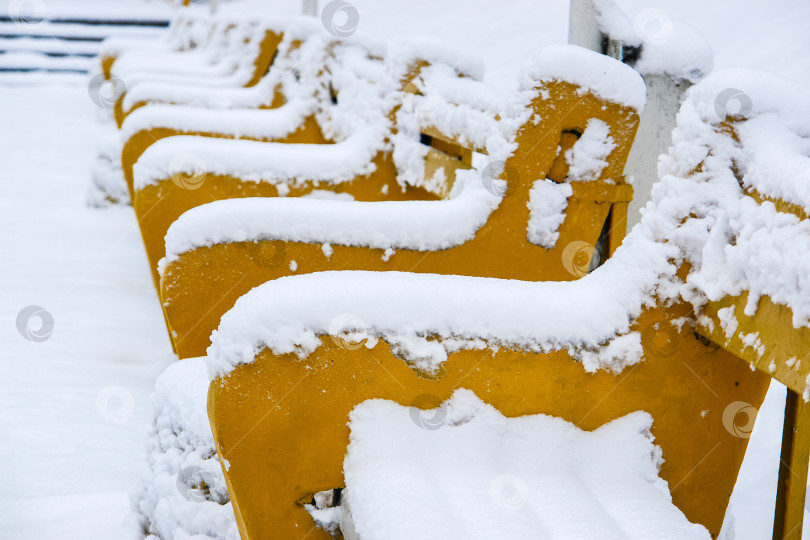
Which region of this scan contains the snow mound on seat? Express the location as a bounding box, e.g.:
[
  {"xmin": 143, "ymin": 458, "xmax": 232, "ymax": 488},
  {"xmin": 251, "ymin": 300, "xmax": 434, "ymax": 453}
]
[
  {"xmin": 519, "ymin": 44, "xmax": 646, "ymax": 112},
  {"xmin": 132, "ymin": 35, "xmax": 484, "ymax": 192},
  {"xmin": 389, "ymin": 35, "xmax": 485, "ymax": 81},
  {"xmin": 119, "ymin": 22, "xmax": 331, "ymax": 139},
  {"xmin": 162, "ymin": 169, "xmax": 500, "ymax": 265},
  {"xmin": 659, "ymin": 68, "xmax": 810, "ymax": 325},
  {"xmin": 205, "ymin": 244, "xmax": 663, "ymax": 377},
  {"xmin": 133, "ymin": 359, "xmax": 236, "ymax": 540},
  {"xmin": 162, "ymin": 45, "xmax": 637, "ymax": 262},
  {"xmin": 342, "ymin": 389, "xmax": 710, "ymax": 540},
  {"xmin": 120, "ymin": 17, "xmax": 289, "ymax": 111},
  {"xmin": 134, "ymin": 129, "xmax": 383, "ymax": 191},
  {"xmin": 100, "ymin": 8, "xmax": 213, "ymax": 62},
  {"xmin": 119, "ymin": 17, "xmax": 325, "ymax": 112}
]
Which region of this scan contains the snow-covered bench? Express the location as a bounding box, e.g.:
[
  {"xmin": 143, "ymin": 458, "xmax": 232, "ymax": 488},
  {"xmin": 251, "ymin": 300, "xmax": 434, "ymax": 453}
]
[
  {"xmin": 110, "ymin": 16, "xmax": 259, "ymax": 84},
  {"xmin": 158, "ymin": 45, "xmax": 642, "ymax": 359},
  {"xmin": 112, "ymin": 17, "xmax": 287, "ymax": 127},
  {"xmin": 202, "ymin": 69, "xmax": 810, "ymax": 539},
  {"xmin": 99, "ymin": 9, "xmax": 211, "ymax": 79},
  {"xmin": 131, "ymin": 38, "xmax": 489, "ymax": 290},
  {"xmin": 118, "ymin": 19, "xmax": 328, "ymax": 198}
]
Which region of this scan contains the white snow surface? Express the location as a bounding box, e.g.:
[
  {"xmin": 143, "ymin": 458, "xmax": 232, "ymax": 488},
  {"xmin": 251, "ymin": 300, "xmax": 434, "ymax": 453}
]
[
  {"xmin": 564, "ymin": 118, "xmax": 617, "ymax": 182},
  {"xmin": 134, "ymin": 359, "xmax": 237, "ymax": 540},
  {"xmin": 161, "ymin": 45, "xmax": 636, "ymax": 261},
  {"xmin": 206, "ymin": 67, "xmax": 810, "ymax": 380},
  {"xmin": 117, "ymin": 17, "xmax": 326, "ymax": 112},
  {"xmin": 633, "ymin": 21, "xmax": 714, "ymax": 83},
  {"xmin": 661, "ymin": 68, "xmax": 810, "ymax": 326},
  {"xmin": 343, "ymin": 390, "xmax": 710, "ymax": 540},
  {"xmin": 163, "ymin": 170, "xmax": 500, "ymax": 265},
  {"xmin": 3, "ymin": 0, "xmax": 810, "ymax": 538},
  {"xmin": 593, "ymin": 1, "xmax": 713, "ymax": 83},
  {"xmin": 526, "ymin": 179, "xmax": 573, "ymax": 248},
  {"xmin": 0, "ymin": 84, "xmax": 173, "ymax": 539},
  {"xmin": 518, "ymin": 44, "xmax": 646, "ymax": 112},
  {"xmin": 132, "ymin": 35, "xmax": 464, "ymax": 191},
  {"xmin": 115, "ymin": 18, "xmax": 282, "ymax": 98}
]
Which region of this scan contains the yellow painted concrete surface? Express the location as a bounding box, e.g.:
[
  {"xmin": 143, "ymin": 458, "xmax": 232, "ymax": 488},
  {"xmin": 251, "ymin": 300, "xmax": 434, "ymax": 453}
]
[
  {"xmin": 208, "ymin": 303, "xmax": 770, "ymax": 539},
  {"xmin": 161, "ymin": 80, "xmax": 638, "ymax": 359}
]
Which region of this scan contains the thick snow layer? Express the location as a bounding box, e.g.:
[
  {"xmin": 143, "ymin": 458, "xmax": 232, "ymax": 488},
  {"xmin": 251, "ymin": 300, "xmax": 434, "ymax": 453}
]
[
  {"xmin": 206, "ymin": 245, "xmax": 660, "ymax": 377},
  {"xmin": 206, "ymin": 68, "xmax": 810, "ymax": 379},
  {"xmin": 592, "ymin": 0, "xmax": 641, "ymax": 47},
  {"xmin": 117, "ymin": 17, "xmax": 290, "ymax": 111},
  {"xmin": 118, "ymin": 17, "xmax": 325, "ymax": 112},
  {"xmin": 121, "ymin": 98, "xmax": 316, "ymax": 142},
  {"xmin": 388, "ymin": 35, "xmax": 485, "ymax": 81},
  {"xmin": 134, "ymin": 359, "xmax": 237, "ymax": 540},
  {"xmin": 526, "ymin": 179, "xmax": 572, "ymax": 248},
  {"xmin": 634, "ymin": 21, "xmax": 713, "ymax": 83},
  {"xmin": 134, "ymin": 128, "xmax": 383, "ymax": 191},
  {"xmin": 163, "ymin": 170, "xmax": 500, "ymax": 265},
  {"xmin": 0, "ymin": 84, "xmax": 173, "ymax": 539},
  {"xmin": 162, "ymin": 45, "xmax": 635, "ymax": 261},
  {"xmin": 518, "ymin": 44, "xmax": 646, "ymax": 112},
  {"xmin": 343, "ymin": 390, "xmax": 710, "ymax": 540},
  {"xmin": 593, "ymin": 1, "xmax": 713, "ymax": 83},
  {"xmin": 565, "ymin": 118, "xmax": 617, "ymax": 182},
  {"xmin": 4, "ymin": 0, "xmax": 810, "ymax": 538},
  {"xmin": 118, "ymin": 26, "xmax": 339, "ymax": 140},
  {"xmin": 112, "ymin": 17, "xmax": 267, "ymax": 85},
  {"xmin": 132, "ymin": 36, "xmax": 483, "ymax": 193},
  {"xmin": 661, "ymin": 68, "xmax": 810, "ymax": 325},
  {"xmin": 390, "ymin": 62, "xmax": 504, "ymax": 188},
  {"xmin": 109, "ymin": 15, "xmax": 250, "ymax": 76},
  {"xmin": 674, "ymin": 69, "xmax": 810, "ymax": 213}
]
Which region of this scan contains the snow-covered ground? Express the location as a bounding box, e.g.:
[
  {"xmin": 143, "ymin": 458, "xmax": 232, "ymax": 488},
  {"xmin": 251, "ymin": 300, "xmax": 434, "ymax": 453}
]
[
  {"xmin": 0, "ymin": 0, "xmax": 808, "ymax": 538},
  {"xmin": 0, "ymin": 83, "xmax": 174, "ymax": 539}
]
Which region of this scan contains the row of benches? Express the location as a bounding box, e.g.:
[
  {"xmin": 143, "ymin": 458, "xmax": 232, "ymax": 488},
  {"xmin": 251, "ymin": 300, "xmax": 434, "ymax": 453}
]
[{"xmin": 100, "ymin": 7, "xmax": 810, "ymax": 540}]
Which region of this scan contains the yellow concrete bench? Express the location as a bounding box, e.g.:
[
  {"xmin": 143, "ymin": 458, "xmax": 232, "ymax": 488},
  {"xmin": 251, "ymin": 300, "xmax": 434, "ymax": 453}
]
[
  {"xmin": 99, "ymin": 10, "xmax": 211, "ymax": 80},
  {"xmin": 118, "ymin": 25, "xmax": 355, "ymax": 200},
  {"xmin": 132, "ymin": 40, "xmax": 489, "ymax": 292},
  {"xmin": 203, "ymin": 69, "xmax": 810, "ymax": 539},
  {"xmin": 112, "ymin": 18, "xmax": 286, "ymax": 127},
  {"xmin": 110, "ymin": 17, "xmax": 258, "ymax": 82},
  {"xmin": 159, "ymin": 45, "xmax": 643, "ymax": 359}
]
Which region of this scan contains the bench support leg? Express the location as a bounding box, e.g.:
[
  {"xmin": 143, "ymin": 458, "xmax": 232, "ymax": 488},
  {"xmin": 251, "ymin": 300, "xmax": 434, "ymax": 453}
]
[{"xmin": 773, "ymin": 389, "xmax": 810, "ymax": 540}]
